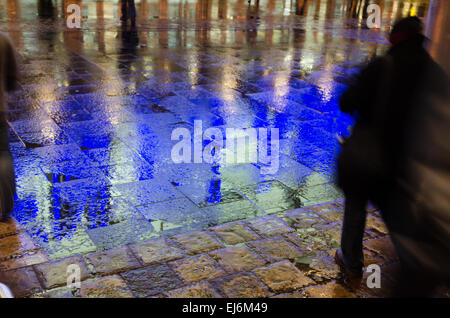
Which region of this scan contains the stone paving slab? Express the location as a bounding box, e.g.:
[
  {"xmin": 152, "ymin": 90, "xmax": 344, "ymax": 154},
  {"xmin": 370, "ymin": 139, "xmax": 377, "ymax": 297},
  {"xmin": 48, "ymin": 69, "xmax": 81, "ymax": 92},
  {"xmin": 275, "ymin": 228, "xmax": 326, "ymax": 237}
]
[
  {"xmin": 129, "ymin": 237, "xmax": 185, "ymax": 265},
  {"xmin": 212, "ymin": 273, "xmax": 273, "ymax": 298},
  {"xmin": 169, "ymin": 254, "xmax": 227, "ymax": 283},
  {"xmin": 0, "ymin": 200, "xmax": 448, "ymax": 298},
  {"xmin": 34, "ymin": 255, "xmax": 91, "ymax": 289},
  {"xmin": 170, "ymin": 231, "xmax": 224, "ymax": 255},
  {"xmin": 120, "ymin": 263, "xmax": 184, "ymax": 298},
  {"xmin": 209, "ymin": 246, "xmax": 268, "ymax": 274},
  {"xmin": 78, "ymin": 275, "xmax": 134, "ymax": 298},
  {"xmin": 253, "ymin": 260, "xmax": 315, "ymax": 293},
  {"xmin": 164, "ymin": 281, "xmax": 222, "ymax": 298},
  {"xmin": 210, "ymin": 221, "xmax": 260, "ymax": 245},
  {"xmin": 85, "ymin": 246, "xmax": 142, "ymax": 276}
]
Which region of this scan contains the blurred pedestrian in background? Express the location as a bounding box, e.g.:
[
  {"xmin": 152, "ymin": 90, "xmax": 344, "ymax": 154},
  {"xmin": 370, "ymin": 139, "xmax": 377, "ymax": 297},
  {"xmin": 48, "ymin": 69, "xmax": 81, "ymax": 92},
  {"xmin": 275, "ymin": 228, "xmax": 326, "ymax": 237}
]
[
  {"xmin": 0, "ymin": 32, "xmax": 18, "ymax": 221},
  {"xmin": 335, "ymin": 16, "xmax": 450, "ymax": 296}
]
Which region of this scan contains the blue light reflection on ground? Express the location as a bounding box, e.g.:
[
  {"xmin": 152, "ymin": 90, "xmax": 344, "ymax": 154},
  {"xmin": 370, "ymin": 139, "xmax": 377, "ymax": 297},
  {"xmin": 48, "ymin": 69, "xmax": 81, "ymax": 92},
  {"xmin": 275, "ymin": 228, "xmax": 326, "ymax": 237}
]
[{"xmin": 1, "ymin": 0, "xmax": 410, "ymax": 259}]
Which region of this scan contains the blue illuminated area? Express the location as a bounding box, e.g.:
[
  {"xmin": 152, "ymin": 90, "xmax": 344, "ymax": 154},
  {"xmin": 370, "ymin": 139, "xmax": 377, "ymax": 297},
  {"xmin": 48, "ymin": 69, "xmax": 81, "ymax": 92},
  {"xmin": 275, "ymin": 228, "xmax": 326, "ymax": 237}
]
[{"xmin": 1, "ymin": 0, "xmax": 425, "ymax": 260}]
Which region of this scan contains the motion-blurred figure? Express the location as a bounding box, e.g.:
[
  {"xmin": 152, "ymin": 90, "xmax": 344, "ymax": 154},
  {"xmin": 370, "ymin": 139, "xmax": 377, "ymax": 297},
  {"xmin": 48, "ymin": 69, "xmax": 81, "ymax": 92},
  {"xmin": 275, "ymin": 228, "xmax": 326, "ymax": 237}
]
[
  {"xmin": 335, "ymin": 16, "xmax": 450, "ymax": 295},
  {"xmin": 385, "ymin": 29, "xmax": 450, "ymax": 298},
  {"xmin": 0, "ymin": 32, "xmax": 18, "ymax": 221},
  {"xmin": 120, "ymin": 0, "xmax": 136, "ymax": 26}
]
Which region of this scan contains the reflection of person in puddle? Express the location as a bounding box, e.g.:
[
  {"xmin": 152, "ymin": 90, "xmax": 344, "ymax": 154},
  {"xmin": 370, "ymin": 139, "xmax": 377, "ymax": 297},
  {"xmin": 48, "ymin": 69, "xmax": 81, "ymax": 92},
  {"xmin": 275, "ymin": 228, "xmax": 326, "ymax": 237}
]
[
  {"xmin": 0, "ymin": 32, "xmax": 18, "ymax": 222},
  {"xmin": 117, "ymin": 23, "xmax": 139, "ymax": 83},
  {"xmin": 120, "ymin": 0, "xmax": 137, "ymax": 26}
]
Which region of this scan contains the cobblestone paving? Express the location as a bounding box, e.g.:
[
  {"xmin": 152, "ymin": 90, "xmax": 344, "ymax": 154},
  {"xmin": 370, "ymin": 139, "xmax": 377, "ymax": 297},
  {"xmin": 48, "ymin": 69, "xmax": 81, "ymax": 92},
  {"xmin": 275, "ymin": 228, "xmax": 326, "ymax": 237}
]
[
  {"xmin": 0, "ymin": 0, "xmax": 443, "ymax": 298},
  {"xmin": 1, "ymin": 200, "xmax": 433, "ymax": 298}
]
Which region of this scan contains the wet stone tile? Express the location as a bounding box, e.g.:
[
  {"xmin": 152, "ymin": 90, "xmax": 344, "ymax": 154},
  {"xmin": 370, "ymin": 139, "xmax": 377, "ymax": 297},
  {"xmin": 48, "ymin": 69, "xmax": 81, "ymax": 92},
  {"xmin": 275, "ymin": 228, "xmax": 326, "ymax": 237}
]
[
  {"xmin": 271, "ymin": 291, "xmax": 306, "ymax": 298},
  {"xmin": 308, "ymin": 251, "xmax": 341, "ymax": 280},
  {"xmin": 366, "ymin": 215, "xmax": 389, "ymax": 236},
  {"xmin": 220, "ymin": 164, "xmax": 274, "ymax": 188},
  {"xmin": 164, "ymin": 281, "xmax": 221, "ymax": 298},
  {"xmin": 90, "ymin": 110, "xmax": 138, "ymax": 125},
  {"xmin": 41, "ymin": 160, "xmax": 104, "ymax": 183},
  {"xmin": 304, "ymin": 281, "xmax": 355, "ymax": 298},
  {"xmin": 138, "ymin": 198, "xmax": 208, "ymax": 224},
  {"xmin": 363, "ymin": 249, "xmax": 385, "ymax": 267},
  {"xmin": 69, "ymin": 197, "xmax": 142, "ymax": 230},
  {"xmin": 99, "ymin": 161, "xmax": 155, "ymax": 185},
  {"xmin": 112, "ymin": 179, "xmax": 183, "ymax": 206},
  {"xmin": 284, "ymin": 227, "xmax": 339, "ymax": 255},
  {"xmin": 0, "ymin": 251, "xmax": 50, "ymax": 271},
  {"xmin": 62, "ymin": 119, "xmax": 113, "ymax": 137},
  {"xmin": 313, "ymin": 223, "xmax": 342, "ymax": 246},
  {"xmin": 263, "ymin": 161, "xmax": 318, "ymax": 190},
  {"xmin": 18, "ymin": 130, "xmax": 72, "ymax": 148},
  {"xmin": 86, "ymin": 218, "xmax": 157, "ymax": 251},
  {"xmin": 53, "ymin": 177, "xmax": 112, "ymax": 203},
  {"xmin": 40, "ymin": 101, "xmax": 93, "ymax": 124},
  {"xmin": 170, "ymin": 231, "xmax": 224, "ymax": 255},
  {"xmin": 130, "ymin": 237, "xmax": 185, "ymax": 265},
  {"xmin": 211, "ymin": 221, "xmax": 260, "ymax": 245},
  {"xmin": 32, "ymin": 143, "xmax": 88, "ymax": 164},
  {"xmin": 304, "ymin": 201, "xmax": 345, "ymax": 222},
  {"xmin": 9, "ymin": 118, "xmax": 60, "ymax": 135},
  {"xmin": 0, "ymin": 217, "xmax": 23, "ymax": 237},
  {"xmin": 33, "ymin": 286, "xmax": 76, "ymax": 298},
  {"xmin": 246, "ymin": 236, "xmax": 305, "ymax": 263},
  {"xmin": 245, "ymin": 215, "xmax": 294, "ymax": 238},
  {"xmin": 0, "ymin": 267, "xmax": 42, "ymax": 297},
  {"xmin": 283, "ymin": 208, "xmax": 329, "ymax": 229},
  {"xmin": 34, "ymin": 255, "xmax": 91, "ymax": 289},
  {"xmin": 155, "ymin": 162, "xmax": 220, "ymax": 187},
  {"xmin": 120, "ymin": 263, "xmax": 184, "ymax": 297},
  {"xmin": 214, "ymin": 273, "xmax": 272, "ymax": 298},
  {"xmin": 253, "ymin": 260, "xmax": 315, "ymax": 293},
  {"xmin": 239, "ymin": 181, "xmax": 301, "ymax": 214},
  {"xmin": 209, "ymin": 246, "xmax": 267, "ymax": 274},
  {"xmin": 200, "ymin": 200, "xmax": 263, "ymax": 225},
  {"xmin": 175, "ymin": 179, "xmax": 244, "ymax": 208},
  {"xmin": 78, "ymin": 275, "xmax": 134, "ymax": 298},
  {"xmin": 353, "ymin": 272, "xmax": 397, "ymax": 298},
  {"xmin": 83, "ymin": 146, "xmax": 145, "ymax": 166},
  {"xmin": 169, "ymin": 254, "xmax": 226, "ymax": 283},
  {"xmin": 35, "ymin": 227, "xmax": 98, "ymax": 260},
  {"xmin": 0, "ymin": 232, "xmax": 40, "ymax": 260},
  {"xmin": 85, "ymin": 246, "xmax": 141, "ymax": 276},
  {"xmin": 110, "ymin": 122, "xmax": 156, "ymax": 140},
  {"xmin": 364, "ymin": 236, "xmax": 398, "ymax": 261},
  {"xmin": 69, "ymin": 132, "xmax": 120, "ymax": 150},
  {"xmin": 295, "ymin": 183, "xmax": 344, "ymax": 206}
]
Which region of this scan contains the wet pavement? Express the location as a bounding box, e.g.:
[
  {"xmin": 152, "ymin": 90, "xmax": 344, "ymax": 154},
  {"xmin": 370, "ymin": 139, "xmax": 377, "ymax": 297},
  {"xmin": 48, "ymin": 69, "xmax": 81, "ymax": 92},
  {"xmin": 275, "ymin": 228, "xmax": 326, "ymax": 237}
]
[
  {"xmin": 0, "ymin": 0, "xmax": 443, "ymax": 297},
  {"xmin": 0, "ymin": 201, "xmax": 419, "ymax": 298}
]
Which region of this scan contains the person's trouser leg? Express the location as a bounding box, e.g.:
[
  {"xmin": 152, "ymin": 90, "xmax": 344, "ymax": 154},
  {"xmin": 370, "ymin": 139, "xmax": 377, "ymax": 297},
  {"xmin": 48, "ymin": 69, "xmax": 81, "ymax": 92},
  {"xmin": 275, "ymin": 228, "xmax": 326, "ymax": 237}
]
[
  {"xmin": 0, "ymin": 116, "xmax": 15, "ymax": 220},
  {"xmin": 340, "ymin": 193, "xmax": 367, "ymax": 271},
  {"xmin": 0, "ymin": 117, "xmax": 9, "ymax": 152}
]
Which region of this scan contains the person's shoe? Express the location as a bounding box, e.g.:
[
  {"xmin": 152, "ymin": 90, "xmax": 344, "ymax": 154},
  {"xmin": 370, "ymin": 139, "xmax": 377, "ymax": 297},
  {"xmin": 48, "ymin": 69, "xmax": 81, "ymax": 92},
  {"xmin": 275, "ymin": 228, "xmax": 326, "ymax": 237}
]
[{"xmin": 334, "ymin": 249, "xmax": 363, "ymax": 290}]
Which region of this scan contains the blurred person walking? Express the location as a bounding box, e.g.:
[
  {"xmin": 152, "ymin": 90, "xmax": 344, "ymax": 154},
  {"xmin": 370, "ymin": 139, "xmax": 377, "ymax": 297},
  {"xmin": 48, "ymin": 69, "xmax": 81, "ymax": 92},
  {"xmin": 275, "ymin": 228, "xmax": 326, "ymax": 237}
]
[
  {"xmin": 0, "ymin": 32, "xmax": 18, "ymax": 221},
  {"xmin": 334, "ymin": 16, "xmax": 450, "ymax": 295}
]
